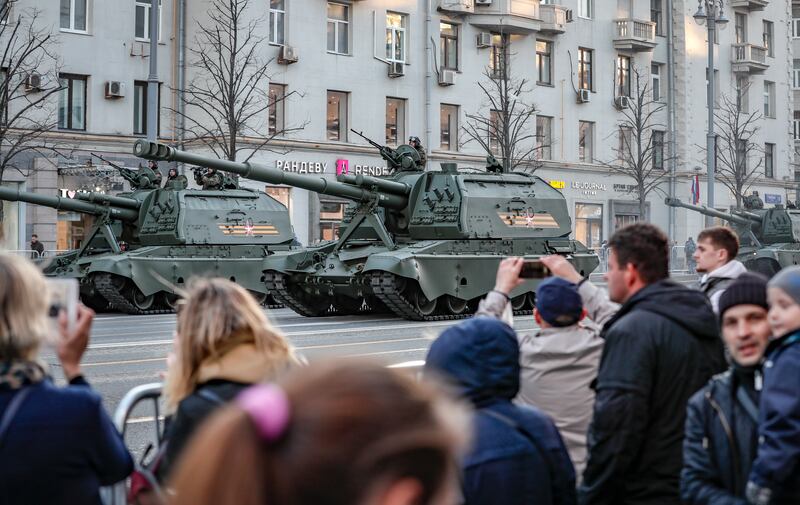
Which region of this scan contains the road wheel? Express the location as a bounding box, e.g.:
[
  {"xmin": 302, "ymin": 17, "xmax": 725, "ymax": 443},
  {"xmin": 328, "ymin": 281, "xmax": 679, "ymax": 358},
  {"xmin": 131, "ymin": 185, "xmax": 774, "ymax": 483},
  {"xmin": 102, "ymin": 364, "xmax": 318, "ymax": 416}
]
[
  {"xmin": 161, "ymin": 292, "xmax": 181, "ymax": 311},
  {"xmin": 413, "ymin": 288, "xmax": 438, "ymax": 317},
  {"xmin": 445, "ymin": 295, "xmax": 469, "ymax": 315},
  {"xmin": 132, "ymin": 288, "xmax": 155, "ymax": 311}
]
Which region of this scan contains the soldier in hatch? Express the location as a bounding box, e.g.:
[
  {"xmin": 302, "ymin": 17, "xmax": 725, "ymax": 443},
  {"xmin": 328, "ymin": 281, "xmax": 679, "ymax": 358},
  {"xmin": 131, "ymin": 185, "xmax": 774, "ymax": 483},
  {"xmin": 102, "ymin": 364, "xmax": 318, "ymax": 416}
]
[{"xmin": 408, "ymin": 136, "xmax": 427, "ymax": 169}]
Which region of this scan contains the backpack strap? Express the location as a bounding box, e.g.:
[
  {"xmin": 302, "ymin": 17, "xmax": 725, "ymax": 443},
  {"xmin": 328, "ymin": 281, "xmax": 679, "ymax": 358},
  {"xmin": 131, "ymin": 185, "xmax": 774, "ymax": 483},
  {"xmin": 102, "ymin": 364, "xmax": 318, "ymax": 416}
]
[
  {"xmin": 0, "ymin": 387, "xmax": 33, "ymax": 449},
  {"xmin": 196, "ymin": 388, "xmax": 226, "ymax": 406}
]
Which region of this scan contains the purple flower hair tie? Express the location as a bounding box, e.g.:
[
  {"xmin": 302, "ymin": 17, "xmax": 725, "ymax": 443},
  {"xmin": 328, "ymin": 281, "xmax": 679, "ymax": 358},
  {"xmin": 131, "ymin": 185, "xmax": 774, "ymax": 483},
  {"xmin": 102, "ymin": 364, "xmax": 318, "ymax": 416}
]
[{"xmin": 237, "ymin": 384, "xmax": 291, "ymax": 442}]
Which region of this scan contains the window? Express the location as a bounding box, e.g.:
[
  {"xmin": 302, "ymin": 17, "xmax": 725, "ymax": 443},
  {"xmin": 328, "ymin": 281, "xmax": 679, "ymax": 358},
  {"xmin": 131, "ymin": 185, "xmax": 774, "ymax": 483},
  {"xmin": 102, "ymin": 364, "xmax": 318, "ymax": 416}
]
[
  {"xmin": 736, "ymin": 139, "xmax": 747, "ymax": 174},
  {"xmin": 60, "ymin": 0, "xmax": 87, "ymax": 32},
  {"xmin": 653, "ymin": 130, "xmax": 665, "ymax": 170},
  {"xmin": 794, "ymin": 60, "xmax": 800, "ymax": 89},
  {"xmin": 795, "ymin": 111, "xmax": 800, "ymax": 140},
  {"xmin": 794, "ymin": 7, "xmax": 800, "ymax": 38},
  {"xmin": 651, "ymin": 64, "xmax": 661, "ymax": 101},
  {"xmin": 440, "ymin": 22, "xmax": 458, "ymax": 70},
  {"xmin": 386, "ymin": 13, "xmax": 406, "ymax": 63},
  {"xmin": 651, "ymin": 0, "xmax": 662, "ymax": 36},
  {"xmin": 618, "ymin": 127, "xmax": 632, "ymax": 163},
  {"xmin": 616, "ymin": 55, "xmax": 631, "ymax": 98},
  {"xmin": 489, "ymin": 110, "xmax": 500, "ymax": 154},
  {"xmin": 764, "ymin": 143, "xmax": 774, "ymax": 178},
  {"xmin": 327, "ymin": 3, "xmax": 349, "ymax": 54},
  {"xmin": 578, "ymin": 48, "xmax": 593, "ymax": 91},
  {"xmin": 135, "ymin": 0, "xmax": 162, "ymax": 41},
  {"xmin": 736, "ymin": 75, "xmax": 749, "ymax": 113},
  {"xmin": 575, "ymin": 204, "xmax": 603, "ymax": 250},
  {"xmin": 326, "ymin": 90, "xmax": 348, "ymax": 141},
  {"xmin": 578, "ymin": 121, "xmax": 594, "ymax": 163},
  {"xmin": 763, "ymin": 81, "xmax": 775, "ymax": 118},
  {"xmin": 536, "ymin": 40, "xmax": 552, "ymax": 86},
  {"xmin": 385, "ymin": 97, "xmax": 405, "ymax": 146},
  {"xmin": 0, "ymin": 68, "xmax": 7, "ymax": 124},
  {"xmin": 440, "ymin": 104, "xmax": 458, "ymax": 151},
  {"xmin": 578, "ymin": 0, "xmax": 593, "ymax": 18},
  {"xmin": 763, "ymin": 21, "xmax": 773, "ymax": 57},
  {"xmin": 489, "ymin": 33, "xmax": 508, "ymax": 79},
  {"xmin": 735, "ymin": 12, "xmax": 747, "ymax": 44},
  {"xmin": 268, "ymin": 83, "xmax": 286, "ymax": 137},
  {"xmin": 270, "ymin": 0, "xmax": 285, "ymax": 45},
  {"xmin": 536, "ymin": 115, "xmax": 552, "ymax": 160},
  {"xmin": 319, "ymin": 199, "xmax": 345, "ymax": 241},
  {"xmin": 133, "ymin": 81, "xmax": 161, "ymax": 136},
  {"xmin": 58, "ymin": 74, "xmax": 87, "ymax": 131}
]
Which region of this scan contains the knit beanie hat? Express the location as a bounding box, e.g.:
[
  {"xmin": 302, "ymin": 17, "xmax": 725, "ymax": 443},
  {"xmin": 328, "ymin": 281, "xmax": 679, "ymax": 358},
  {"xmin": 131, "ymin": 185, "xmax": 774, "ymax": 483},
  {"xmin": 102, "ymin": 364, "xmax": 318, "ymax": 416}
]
[
  {"xmin": 768, "ymin": 266, "xmax": 800, "ymax": 305},
  {"xmin": 718, "ymin": 272, "xmax": 769, "ymax": 320},
  {"xmin": 535, "ymin": 277, "xmax": 583, "ymax": 327}
]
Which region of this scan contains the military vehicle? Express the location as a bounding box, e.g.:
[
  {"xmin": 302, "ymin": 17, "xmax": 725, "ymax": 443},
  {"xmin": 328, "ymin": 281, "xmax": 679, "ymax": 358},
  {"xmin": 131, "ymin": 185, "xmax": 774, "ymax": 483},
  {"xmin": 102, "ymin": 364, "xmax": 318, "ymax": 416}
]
[
  {"xmin": 0, "ymin": 161, "xmax": 296, "ymax": 314},
  {"xmin": 134, "ymin": 139, "xmax": 599, "ymax": 321},
  {"xmin": 666, "ymin": 197, "xmax": 800, "ymax": 277}
]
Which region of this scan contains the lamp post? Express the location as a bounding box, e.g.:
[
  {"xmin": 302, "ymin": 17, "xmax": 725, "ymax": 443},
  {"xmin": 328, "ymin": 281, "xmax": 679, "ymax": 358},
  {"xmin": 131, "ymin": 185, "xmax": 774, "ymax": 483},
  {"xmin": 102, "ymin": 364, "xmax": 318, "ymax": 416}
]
[{"xmin": 694, "ymin": 0, "xmax": 728, "ymax": 227}]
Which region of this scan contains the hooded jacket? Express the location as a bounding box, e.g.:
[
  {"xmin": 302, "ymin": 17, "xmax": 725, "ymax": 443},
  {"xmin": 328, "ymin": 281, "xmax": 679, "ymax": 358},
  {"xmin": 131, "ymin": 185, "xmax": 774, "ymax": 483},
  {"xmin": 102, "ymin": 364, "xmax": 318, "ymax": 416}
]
[
  {"xmin": 425, "ymin": 318, "xmax": 576, "ymax": 505},
  {"xmin": 579, "ymin": 280, "xmax": 727, "ymax": 505},
  {"xmin": 699, "ymin": 260, "xmax": 748, "ymax": 314}
]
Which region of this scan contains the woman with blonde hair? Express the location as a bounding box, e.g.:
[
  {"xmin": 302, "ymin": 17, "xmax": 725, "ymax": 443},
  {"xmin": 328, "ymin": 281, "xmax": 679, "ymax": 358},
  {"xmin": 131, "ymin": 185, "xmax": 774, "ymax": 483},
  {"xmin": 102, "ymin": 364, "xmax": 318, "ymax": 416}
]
[
  {"xmin": 160, "ymin": 277, "xmax": 300, "ymax": 478},
  {"xmin": 170, "ymin": 360, "xmax": 470, "ymax": 505},
  {"xmin": 0, "ymin": 254, "xmax": 132, "ymax": 504}
]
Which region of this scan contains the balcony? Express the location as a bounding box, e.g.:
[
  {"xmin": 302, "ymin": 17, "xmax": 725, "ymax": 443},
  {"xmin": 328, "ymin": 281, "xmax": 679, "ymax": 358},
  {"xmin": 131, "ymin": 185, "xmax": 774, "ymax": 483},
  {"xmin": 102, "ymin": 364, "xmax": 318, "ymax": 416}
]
[
  {"xmin": 612, "ymin": 19, "xmax": 657, "ymax": 52},
  {"xmin": 469, "ymin": 0, "xmax": 540, "ymax": 34},
  {"xmin": 439, "ymin": 0, "xmax": 474, "ymax": 14},
  {"xmin": 731, "ymin": 43, "xmax": 769, "ymax": 73},
  {"xmin": 728, "ymin": 0, "xmax": 768, "ymax": 10},
  {"xmin": 539, "ymin": 4, "xmax": 569, "ymax": 35}
]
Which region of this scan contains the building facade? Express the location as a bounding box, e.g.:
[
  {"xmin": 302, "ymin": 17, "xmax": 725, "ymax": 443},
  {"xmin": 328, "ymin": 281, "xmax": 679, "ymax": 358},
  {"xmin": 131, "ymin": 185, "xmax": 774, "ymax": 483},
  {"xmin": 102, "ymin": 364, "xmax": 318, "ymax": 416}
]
[{"xmin": 0, "ymin": 0, "xmax": 794, "ymax": 256}]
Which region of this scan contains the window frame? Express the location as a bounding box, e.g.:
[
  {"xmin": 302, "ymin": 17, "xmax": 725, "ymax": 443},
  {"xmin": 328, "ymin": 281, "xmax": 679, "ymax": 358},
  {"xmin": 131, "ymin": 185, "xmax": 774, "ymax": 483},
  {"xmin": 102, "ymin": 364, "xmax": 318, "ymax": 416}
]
[
  {"xmin": 735, "ymin": 12, "xmax": 747, "ymax": 44},
  {"xmin": 385, "ymin": 97, "xmax": 406, "ymax": 147},
  {"xmin": 326, "ymin": 90, "xmax": 348, "ymax": 142},
  {"xmin": 60, "ymin": 0, "xmax": 88, "ymax": 33},
  {"xmin": 489, "ymin": 109, "xmax": 501, "ymax": 155},
  {"xmin": 736, "ymin": 75, "xmax": 749, "ymax": 113},
  {"xmin": 58, "ymin": 73, "xmax": 88, "ymax": 131},
  {"xmin": 536, "ymin": 115, "xmax": 552, "ymax": 160},
  {"xmin": 132, "ymin": 80, "xmax": 161, "ymax": 136},
  {"xmin": 578, "ymin": 48, "xmax": 593, "ymax": 91},
  {"xmin": 763, "ymin": 20, "xmax": 773, "ymax": 57},
  {"xmin": 489, "ymin": 33, "xmax": 509, "ymax": 79},
  {"xmin": 268, "ymin": 83, "xmax": 286, "ymax": 137},
  {"xmin": 764, "ymin": 142, "xmax": 774, "ymax": 179},
  {"xmin": 650, "ymin": 0, "xmax": 663, "ymax": 36},
  {"xmin": 439, "ymin": 22, "xmax": 459, "ymax": 71},
  {"xmin": 135, "ymin": 0, "xmax": 163, "ymax": 43},
  {"xmin": 616, "ymin": 55, "xmax": 631, "ymax": 98},
  {"xmin": 793, "ymin": 59, "xmax": 800, "ymax": 90},
  {"xmin": 763, "ymin": 81, "xmax": 775, "ymax": 118},
  {"xmin": 578, "ymin": 0, "xmax": 593, "ymax": 19},
  {"xmin": 536, "ymin": 40, "xmax": 553, "ymax": 86},
  {"xmin": 270, "ymin": 0, "xmax": 286, "ymax": 46},
  {"xmin": 440, "ymin": 103, "xmax": 459, "ymax": 152},
  {"xmin": 386, "ymin": 12, "xmax": 407, "ymax": 64},
  {"xmin": 578, "ymin": 120, "xmax": 594, "ymax": 163},
  {"xmin": 327, "ymin": 2, "xmax": 350, "ymax": 55},
  {"xmin": 653, "ymin": 130, "xmax": 665, "ymax": 170},
  {"xmin": 651, "ymin": 63, "xmax": 661, "ymax": 102}
]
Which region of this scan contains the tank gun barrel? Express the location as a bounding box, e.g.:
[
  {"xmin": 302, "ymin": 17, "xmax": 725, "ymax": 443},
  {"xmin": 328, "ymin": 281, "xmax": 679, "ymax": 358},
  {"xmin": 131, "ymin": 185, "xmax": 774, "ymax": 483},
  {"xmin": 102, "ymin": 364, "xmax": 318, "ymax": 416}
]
[
  {"xmin": 0, "ymin": 187, "xmax": 139, "ymax": 221},
  {"xmin": 336, "ymin": 173, "xmax": 411, "ymax": 196},
  {"xmin": 664, "ymin": 197, "xmax": 753, "ymax": 226},
  {"xmin": 133, "ymin": 140, "xmax": 408, "ymax": 210},
  {"xmin": 73, "ymin": 192, "xmax": 141, "ymax": 210}
]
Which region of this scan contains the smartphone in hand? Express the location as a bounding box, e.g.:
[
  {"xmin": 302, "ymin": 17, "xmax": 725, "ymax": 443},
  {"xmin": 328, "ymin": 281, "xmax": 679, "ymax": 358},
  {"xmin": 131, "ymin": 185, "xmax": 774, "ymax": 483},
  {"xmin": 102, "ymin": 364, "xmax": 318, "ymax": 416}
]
[
  {"xmin": 519, "ymin": 260, "xmax": 550, "ymax": 279},
  {"xmin": 45, "ymin": 278, "xmax": 79, "ymax": 339}
]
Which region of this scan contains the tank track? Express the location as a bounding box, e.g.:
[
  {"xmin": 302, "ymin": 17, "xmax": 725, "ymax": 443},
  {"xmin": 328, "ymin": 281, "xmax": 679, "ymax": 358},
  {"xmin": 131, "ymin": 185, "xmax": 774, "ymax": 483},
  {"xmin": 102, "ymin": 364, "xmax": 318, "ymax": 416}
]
[
  {"xmin": 370, "ymin": 272, "xmax": 533, "ymax": 321},
  {"xmin": 94, "ymin": 273, "xmax": 172, "ymax": 316},
  {"xmin": 264, "ymin": 271, "xmax": 333, "ymax": 317}
]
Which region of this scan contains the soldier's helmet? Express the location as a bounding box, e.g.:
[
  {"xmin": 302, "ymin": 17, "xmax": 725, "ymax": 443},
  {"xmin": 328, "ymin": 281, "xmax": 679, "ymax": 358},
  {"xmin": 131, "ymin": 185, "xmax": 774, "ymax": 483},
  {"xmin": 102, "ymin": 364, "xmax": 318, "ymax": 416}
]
[{"xmin": 408, "ymin": 136, "xmax": 421, "ymax": 146}]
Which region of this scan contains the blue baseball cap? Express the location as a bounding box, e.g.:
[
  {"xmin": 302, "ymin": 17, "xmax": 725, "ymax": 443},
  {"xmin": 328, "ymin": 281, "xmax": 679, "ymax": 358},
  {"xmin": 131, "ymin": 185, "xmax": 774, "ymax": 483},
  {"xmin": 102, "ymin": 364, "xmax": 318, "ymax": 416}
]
[{"xmin": 535, "ymin": 277, "xmax": 583, "ymax": 327}]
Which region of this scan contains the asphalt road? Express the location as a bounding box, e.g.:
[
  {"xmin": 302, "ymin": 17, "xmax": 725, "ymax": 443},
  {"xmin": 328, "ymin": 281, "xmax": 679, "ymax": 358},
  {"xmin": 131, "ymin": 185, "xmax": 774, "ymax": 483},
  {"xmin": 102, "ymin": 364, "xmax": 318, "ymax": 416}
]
[{"xmin": 37, "ymin": 273, "xmax": 698, "ymax": 460}]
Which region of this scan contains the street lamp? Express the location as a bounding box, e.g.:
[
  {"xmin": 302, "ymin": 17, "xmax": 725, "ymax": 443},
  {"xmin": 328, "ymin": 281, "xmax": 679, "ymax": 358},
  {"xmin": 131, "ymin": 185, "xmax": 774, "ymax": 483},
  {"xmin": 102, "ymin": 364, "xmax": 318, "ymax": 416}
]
[{"xmin": 694, "ymin": 0, "xmax": 728, "ymax": 226}]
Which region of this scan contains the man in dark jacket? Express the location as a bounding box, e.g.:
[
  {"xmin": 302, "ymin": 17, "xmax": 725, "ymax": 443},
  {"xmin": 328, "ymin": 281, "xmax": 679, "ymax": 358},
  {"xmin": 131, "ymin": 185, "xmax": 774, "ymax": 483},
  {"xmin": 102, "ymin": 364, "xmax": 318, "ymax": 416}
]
[
  {"xmin": 681, "ymin": 273, "xmax": 771, "ymax": 504},
  {"xmin": 579, "ymin": 223, "xmax": 727, "ymax": 505},
  {"xmin": 425, "ymin": 317, "xmax": 577, "ymax": 505}
]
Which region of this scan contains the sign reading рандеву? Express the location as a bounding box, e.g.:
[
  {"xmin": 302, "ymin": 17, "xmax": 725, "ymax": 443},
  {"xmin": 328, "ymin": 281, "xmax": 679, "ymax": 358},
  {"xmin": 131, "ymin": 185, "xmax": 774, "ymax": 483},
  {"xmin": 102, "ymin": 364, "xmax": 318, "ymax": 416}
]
[{"xmin": 275, "ymin": 159, "xmax": 392, "ymax": 176}]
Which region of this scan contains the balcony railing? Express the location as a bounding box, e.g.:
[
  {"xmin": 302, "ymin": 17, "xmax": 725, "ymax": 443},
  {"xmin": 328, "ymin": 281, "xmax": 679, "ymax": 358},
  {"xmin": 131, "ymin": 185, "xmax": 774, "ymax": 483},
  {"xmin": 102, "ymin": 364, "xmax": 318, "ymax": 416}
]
[
  {"xmin": 731, "ymin": 43, "xmax": 769, "ymax": 73},
  {"xmin": 612, "ymin": 19, "xmax": 657, "ymax": 51},
  {"xmin": 539, "ymin": 4, "xmax": 568, "ymax": 34},
  {"xmin": 469, "ymin": 0, "xmax": 540, "ymax": 34}
]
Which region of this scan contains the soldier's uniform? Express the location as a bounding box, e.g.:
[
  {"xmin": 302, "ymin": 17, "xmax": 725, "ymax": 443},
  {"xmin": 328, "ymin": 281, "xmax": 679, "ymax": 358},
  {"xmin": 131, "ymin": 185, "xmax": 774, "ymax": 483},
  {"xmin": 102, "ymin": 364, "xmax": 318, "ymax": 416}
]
[
  {"xmin": 414, "ymin": 144, "xmax": 427, "ymax": 168},
  {"xmin": 201, "ymin": 171, "xmax": 223, "ymax": 190}
]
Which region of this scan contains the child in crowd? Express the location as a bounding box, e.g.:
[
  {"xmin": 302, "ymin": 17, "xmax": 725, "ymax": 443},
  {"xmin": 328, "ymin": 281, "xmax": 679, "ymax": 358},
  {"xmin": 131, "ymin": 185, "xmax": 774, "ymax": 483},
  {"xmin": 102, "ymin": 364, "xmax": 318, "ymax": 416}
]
[{"xmin": 745, "ymin": 267, "xmax": 800, "ymax": 505}]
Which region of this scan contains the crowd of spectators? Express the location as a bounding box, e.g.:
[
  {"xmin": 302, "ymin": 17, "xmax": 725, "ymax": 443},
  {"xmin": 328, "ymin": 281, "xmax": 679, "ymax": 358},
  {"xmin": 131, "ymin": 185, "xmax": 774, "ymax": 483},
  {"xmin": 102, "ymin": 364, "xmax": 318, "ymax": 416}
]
[{"xmin": 1, "ymin": 220, "xmax": 799, "ymax": 505}]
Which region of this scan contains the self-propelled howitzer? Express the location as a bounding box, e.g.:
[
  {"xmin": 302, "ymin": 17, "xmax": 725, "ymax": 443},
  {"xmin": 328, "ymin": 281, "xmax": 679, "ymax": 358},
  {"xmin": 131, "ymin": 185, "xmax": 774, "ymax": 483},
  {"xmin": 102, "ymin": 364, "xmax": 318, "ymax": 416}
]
[
  {"xmin": 666, "ymin": 197, "xmax": 800, "ymax": 276},
  {"xmin": 134, "ymin": 140, "xmax": 599, "ymax": 320}
]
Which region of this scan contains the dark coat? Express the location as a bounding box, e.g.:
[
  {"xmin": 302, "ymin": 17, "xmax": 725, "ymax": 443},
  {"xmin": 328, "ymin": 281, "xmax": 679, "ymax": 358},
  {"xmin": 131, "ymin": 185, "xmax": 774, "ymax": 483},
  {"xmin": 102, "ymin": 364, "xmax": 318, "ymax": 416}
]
[
  {"xmin": 0, "ymin": 376, "xmax": 133, "ymax": 505},
  {"xmin": 681, "ymin": 368, "xmax": 760, "ymax": 505},
  {"xmin": 579, "ymin": 280, "xmax": 727, "ymax": 505},
  {"xmin": 160, "ymin": 379, "xmax": 249, "ymax": 479},
  {"xmin": 747, "ymin": 331, "xmax": 800, "ymax": 503},
  {"xmin": 425, "ymin": 317, "xmax": 577, "ymax": 505}
]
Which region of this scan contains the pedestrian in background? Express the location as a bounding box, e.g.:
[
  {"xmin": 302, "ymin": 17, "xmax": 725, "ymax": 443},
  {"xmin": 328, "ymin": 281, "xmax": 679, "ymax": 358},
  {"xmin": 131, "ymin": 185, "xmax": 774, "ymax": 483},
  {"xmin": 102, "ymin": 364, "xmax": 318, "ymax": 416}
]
[
  {"xmin": 160, "ymin": 278, "xmax": 301, "ymax": 479},
  {"xmin": 694, "ymin": 227, "xmax": 747, "ymax": 314},
  {"xmin": 745, "ymin": 267, "xmax": 800, "ymax": 505},
  {"xmin": 681, "ymin": 273, "xmax": 770, "ymax": 504},
  {"xmin": 169, "ymin": 360, "xmax": 469, "ymax": 505},
  {"xmin": 425, "ymin": 317, "xmax": 577, "ymax": 505},
  {"xmin": 685, "ymin": 236, "xmax": 697, "ymax": 274},
  {"xmin": 476, "ymin": 255, "xmax": 617, "ymax": 476},
  {"xmin": 0, "ymin": 254, "xmax": 132, "ymax": 505},
  {"xmin": 579, "ymin": 223, "xmax": 726, "ymax": 505},
  {"xmin": 29, "ymin": 233, "xmax": 43, "ymax": 259}
]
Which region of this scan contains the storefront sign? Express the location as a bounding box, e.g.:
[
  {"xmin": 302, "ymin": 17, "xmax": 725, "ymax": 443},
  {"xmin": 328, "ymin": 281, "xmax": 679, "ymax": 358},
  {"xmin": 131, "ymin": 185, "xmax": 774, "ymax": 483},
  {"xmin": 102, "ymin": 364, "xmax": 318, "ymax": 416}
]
[
  {"xmin": 549, "ymin": 180, "xmax": 566, "ymax": 189},
  {"xmin": 765, "ymin": 194, "xmax": 782, "ymax": 204},
  {"xmin": 572, "ymin": 181, "xmax": 607, "ymax": 196},
  {"xmin": 275, "ymin": 159, "xmax": 392, "ymax": 177},
  {"xmin": 613, "ymin": 184, "xmax": 636, "ymax": 192},
  {"xmin": 59, "ymin": 188, "xmax": 102, "ymax": 198}
]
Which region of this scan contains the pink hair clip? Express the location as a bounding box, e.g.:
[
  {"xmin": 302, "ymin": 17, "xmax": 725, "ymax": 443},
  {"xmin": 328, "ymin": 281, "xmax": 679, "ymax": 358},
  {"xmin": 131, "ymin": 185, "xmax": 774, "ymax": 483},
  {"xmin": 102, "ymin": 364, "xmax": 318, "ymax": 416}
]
[{"xmin": 237, "ymin": 384, "xmax": 291, "ymax": 442}]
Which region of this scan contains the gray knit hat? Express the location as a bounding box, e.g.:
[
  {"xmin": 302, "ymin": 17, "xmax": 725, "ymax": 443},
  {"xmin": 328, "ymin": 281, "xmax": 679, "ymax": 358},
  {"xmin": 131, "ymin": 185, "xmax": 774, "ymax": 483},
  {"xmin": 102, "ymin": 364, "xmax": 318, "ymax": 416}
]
[{"xmin": 767, "ymin": 266, "xmax": 800, "ymax": 305}]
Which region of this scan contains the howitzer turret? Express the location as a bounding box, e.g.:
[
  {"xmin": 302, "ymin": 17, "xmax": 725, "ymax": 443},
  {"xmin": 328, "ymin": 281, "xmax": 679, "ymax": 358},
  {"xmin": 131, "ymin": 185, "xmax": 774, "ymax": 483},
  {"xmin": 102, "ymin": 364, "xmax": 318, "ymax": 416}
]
[
  {"xmin": 666, "ymin": 197, "xmax": 800, "ymax": 277},
  {"xmin": 133, "ymin": 140, "xmax": 599, "ymax": 321},
  {"xmin": 0, "ymin": 186, "xmax": 140, "ymax": 221}
]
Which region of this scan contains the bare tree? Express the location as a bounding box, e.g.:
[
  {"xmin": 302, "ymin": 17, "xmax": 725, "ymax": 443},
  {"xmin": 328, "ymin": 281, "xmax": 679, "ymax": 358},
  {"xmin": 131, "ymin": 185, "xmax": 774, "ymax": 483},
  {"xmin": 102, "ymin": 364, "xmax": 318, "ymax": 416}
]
[
  {"xmin": 461, "ymin": 34, "xmax": 542, "ymax": 172},
  {"xmin": 0, "ymin": 2, "xmax": 63, "ymax": 197},
  {"xmin": 173, "ymin": 0, "xmax": 303, "ymax": 162},
  {"xmin": 710, "ymin": 90, "xmax": 763, "ymax": 208},
  {"xmin": 601, "ymin": 66, "xmax": 671, "ymax": 221}
]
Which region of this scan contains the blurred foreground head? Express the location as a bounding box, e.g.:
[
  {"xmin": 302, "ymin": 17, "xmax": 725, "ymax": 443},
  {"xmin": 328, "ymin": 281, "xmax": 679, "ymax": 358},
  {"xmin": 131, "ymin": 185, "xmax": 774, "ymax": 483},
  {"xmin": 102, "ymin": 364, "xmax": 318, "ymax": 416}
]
[
  {"xmin": 164, "ymin": 277, "xmax": 299, "ymax": 411},
  {"xmin": 0, "ymin": 254, "xmax": 50, "ymax": 360},
  {"xmin": 169, "ymin": 359, "xmax": 470, "ymax": 505}
]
